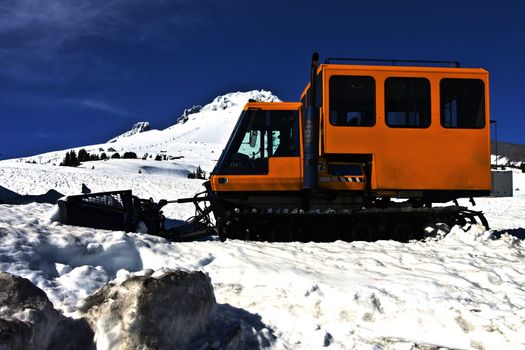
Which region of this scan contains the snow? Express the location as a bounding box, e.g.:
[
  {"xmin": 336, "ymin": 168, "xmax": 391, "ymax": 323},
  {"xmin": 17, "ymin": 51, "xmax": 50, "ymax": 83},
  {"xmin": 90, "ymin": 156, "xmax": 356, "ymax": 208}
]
[
  {"xmin": 0, "ymin": 90, "xmax": 524, "ymax": 349},
  {"xmin": 1, "ymin": 161, "xmax": 524, "ymax": 348}
]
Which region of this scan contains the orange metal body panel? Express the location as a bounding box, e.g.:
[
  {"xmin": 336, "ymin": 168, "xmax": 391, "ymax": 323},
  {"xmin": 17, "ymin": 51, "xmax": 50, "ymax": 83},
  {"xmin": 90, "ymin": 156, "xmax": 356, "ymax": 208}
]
[
  {"xmin": 210, "ymin": 102, "xmax": 303, "ymax": 192},
  {"xmin": 211, "ymin": 157, "xmax": 302, "ymax": 191},
  {"xmin": 316, "ymin": 64, "xmax": 491, "ymax": 191},
  {"xmin": 317, "ymin": 158, "xmax": 366, "ymax": 191}
]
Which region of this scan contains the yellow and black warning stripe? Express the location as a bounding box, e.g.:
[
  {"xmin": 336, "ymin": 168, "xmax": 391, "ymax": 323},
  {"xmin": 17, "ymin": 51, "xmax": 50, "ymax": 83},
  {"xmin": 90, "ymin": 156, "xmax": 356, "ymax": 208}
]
[{"xmin": 319, "ymin": 176, "xmax": 365, "ymax": 183}]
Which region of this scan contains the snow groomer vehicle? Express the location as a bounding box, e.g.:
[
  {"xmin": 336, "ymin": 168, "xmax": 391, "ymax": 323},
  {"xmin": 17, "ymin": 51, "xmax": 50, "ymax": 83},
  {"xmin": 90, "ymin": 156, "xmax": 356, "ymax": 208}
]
[{"xmin": 59, "ymin": 53, "xmax": 492, "ymax": 242}]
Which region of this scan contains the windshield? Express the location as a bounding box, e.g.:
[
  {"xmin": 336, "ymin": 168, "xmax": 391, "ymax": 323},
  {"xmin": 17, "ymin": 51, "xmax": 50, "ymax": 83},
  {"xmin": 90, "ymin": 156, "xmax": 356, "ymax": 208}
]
[{"xmin": 213, "ymin": 108, "xmax": 299, "ymax": 175}]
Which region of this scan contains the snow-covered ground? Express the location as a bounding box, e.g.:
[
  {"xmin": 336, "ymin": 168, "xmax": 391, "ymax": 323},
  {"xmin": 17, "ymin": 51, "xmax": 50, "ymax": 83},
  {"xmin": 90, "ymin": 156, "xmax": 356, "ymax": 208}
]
[
  {"xmin": 1, "ymin": 158, "xmax": 524, "ymax": 349},
  {"xmin": 1, "ymin": 90, "xmax": 524, "ymax": 349}
]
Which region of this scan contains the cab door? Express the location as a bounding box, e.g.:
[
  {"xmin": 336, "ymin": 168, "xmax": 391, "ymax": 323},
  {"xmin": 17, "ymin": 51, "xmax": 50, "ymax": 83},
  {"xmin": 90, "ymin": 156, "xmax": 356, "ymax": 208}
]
[{"xmin": 211, "ymin": 108, "xmax": 302, "ymax": 192}]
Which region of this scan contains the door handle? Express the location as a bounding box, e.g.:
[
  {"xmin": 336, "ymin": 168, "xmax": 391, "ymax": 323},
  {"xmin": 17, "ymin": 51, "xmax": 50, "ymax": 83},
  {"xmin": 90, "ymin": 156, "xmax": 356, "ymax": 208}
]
[{"xmin": 218, "ymin": 177, "xmax": 228, "ymax": 184}]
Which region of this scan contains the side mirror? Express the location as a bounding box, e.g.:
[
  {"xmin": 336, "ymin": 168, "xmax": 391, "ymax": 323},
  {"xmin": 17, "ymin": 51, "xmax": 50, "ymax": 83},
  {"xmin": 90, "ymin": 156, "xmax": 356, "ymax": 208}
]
[{"xmin": 249, "ymin": 130, "xmax": 258, "ymax": 148}]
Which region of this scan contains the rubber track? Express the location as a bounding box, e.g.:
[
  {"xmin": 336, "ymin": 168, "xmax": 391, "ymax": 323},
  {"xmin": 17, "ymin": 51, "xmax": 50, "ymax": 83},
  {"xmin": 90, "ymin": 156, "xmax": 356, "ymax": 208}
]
[{"xmin": 216, "ymin": 205, "xmax": 490, "ymax": 242}]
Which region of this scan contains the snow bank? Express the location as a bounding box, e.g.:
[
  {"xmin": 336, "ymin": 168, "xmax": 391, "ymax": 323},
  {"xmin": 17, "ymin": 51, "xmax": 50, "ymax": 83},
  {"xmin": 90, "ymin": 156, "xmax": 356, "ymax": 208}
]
[{"xmin": 0, "ymin": 200, "xmax": 524, "ymax": 349}]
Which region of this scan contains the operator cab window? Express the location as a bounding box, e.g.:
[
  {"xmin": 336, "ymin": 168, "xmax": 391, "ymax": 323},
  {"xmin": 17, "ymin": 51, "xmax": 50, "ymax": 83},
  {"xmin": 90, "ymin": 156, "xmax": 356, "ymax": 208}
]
[
  {"xmin": 385, "ymin": 77, "xmax": 430, "ymax": 128},
  {"xmin": 271, "ymin": 110, "xmax": 299, "ymax": 157},
  {"xmin": 329, "ymin": 75, "xmax": 375, "ymax": 126},
  {"xmin": 441, "ymin": 79, "xmax": 485, "ymax": 129},
  {"xmin": 218, "ymin": 109, "xmax": 299, "ymax": 175}
]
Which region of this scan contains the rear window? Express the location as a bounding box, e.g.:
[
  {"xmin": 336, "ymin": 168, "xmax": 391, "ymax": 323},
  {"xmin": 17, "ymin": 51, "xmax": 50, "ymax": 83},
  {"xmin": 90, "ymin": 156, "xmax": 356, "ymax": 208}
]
[
  {"xmin": 441, "ymin": 79, "xmax": 485, "ymax": 129},
  {"xmin": 385, "ymin": 77, "xmax": 431, "ymax": 128},
  {"xmin": 329, "ymin": 75, "xmax": 375, "ymax": 126}
]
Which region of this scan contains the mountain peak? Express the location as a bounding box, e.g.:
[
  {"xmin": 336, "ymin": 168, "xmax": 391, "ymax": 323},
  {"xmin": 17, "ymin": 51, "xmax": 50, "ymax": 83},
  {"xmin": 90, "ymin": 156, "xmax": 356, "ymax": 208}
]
[
  {"xmin": 201, "ymin": 90, "xmax": 280, "ymax": 112},
  {"xmin": 108, "ymin": 122, "xmax": 151, "ymax": 143}
]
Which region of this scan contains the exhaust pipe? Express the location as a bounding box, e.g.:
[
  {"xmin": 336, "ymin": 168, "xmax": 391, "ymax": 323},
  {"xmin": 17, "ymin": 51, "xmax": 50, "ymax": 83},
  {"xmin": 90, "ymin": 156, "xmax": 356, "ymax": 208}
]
[{"xmin": 302, "ymin": 52, "xmax": 320, "ymax": 190}]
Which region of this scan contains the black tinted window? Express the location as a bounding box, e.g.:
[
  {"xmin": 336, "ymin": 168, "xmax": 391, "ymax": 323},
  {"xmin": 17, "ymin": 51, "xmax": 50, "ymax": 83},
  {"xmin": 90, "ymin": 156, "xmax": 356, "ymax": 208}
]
[
  {"xmin": 385, "ymin": 77, "xmax": 430, "ymax": 128},
  {"xmin": 329, "ymin": 75, "xmax": 375, "ymax": 126},
  {"xmin": 270, "ymin": 110, "xmax": 300, "ymax": 157},
  {"xmin": 441, "ymin": 79, "xmax": 485, "ymax": 128}
]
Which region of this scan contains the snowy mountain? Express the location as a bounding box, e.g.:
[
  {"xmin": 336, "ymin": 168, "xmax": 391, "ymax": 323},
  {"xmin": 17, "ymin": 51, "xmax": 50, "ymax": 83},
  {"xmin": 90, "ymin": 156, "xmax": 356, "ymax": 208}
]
[
  {"xmin": 8, "ymin": 90, "xmax": 280, "ymax": 174},
  {"xmin": 492, "ymin": 141, "xmax": 525, "ymax": 168}
]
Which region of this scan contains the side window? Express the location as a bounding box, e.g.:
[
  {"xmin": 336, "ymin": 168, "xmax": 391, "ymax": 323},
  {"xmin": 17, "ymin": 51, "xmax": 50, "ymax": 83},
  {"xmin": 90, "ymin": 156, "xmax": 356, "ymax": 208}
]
[
  {"xmin": 385, "ymin": 77, "xmax": 430, "ymax": 128},
  {"xmin": 441, "ymin": 79, "xmax": 485, "ymax": 128},
  {"xmin": 270, "ymin": 110, "xmax": 299, "ymax": 157},
  {"xmin": 329, "ymin": 75, "xmax": 375, "ymax": 126}
]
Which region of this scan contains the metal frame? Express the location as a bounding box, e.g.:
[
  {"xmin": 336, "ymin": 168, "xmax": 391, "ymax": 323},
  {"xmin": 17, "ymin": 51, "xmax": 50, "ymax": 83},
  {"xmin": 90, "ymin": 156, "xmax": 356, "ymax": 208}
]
[{"xmin": 325, "ymin": 57, "xmax": 460, "ymax": 68}]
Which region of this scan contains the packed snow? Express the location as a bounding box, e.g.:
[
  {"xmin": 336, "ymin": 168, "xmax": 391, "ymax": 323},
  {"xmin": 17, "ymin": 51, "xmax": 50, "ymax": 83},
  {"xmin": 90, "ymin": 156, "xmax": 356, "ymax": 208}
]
[{"xmin": 1, "ymin": 90, "xmax": 524, "ymax": 349}]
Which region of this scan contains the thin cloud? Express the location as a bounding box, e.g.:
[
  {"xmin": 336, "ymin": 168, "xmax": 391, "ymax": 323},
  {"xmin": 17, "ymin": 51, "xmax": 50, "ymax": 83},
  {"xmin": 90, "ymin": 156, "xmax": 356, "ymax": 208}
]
[
  {"xmin": 0, "ymin": 0, "xmax": 211, "ymax": 52},
  {"xmin": 0, "ymin": 0, "xmax": 213, "ymax": 82},
  {"xmin": 71, "ymin": 98, "xmax": 134, "ymax": 118}
]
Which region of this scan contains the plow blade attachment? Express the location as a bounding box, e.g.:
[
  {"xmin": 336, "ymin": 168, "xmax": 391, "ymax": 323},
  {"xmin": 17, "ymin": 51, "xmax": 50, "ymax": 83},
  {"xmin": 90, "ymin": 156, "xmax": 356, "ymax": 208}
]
[{"xmin": 58, "ymin": 190, "xmax": 134, "ymax": 232}]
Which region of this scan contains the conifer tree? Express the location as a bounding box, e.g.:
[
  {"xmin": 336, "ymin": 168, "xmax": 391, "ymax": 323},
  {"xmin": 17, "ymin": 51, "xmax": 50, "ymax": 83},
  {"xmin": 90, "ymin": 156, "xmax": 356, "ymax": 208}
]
[{"xmin": 78, "ymin": 149, "xmax": 89, "ymax": 162}]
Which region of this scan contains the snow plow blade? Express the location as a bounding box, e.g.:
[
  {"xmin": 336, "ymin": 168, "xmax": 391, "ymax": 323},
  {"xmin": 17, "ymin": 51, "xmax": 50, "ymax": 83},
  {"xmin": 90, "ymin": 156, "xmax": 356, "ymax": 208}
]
[
  {"xmin": 57, "ymin": 190, "xmax": 214, "ymax": 241},
  {"xmin": 58, "ymin": 190, "xmax": 135, "ymax": 232}
]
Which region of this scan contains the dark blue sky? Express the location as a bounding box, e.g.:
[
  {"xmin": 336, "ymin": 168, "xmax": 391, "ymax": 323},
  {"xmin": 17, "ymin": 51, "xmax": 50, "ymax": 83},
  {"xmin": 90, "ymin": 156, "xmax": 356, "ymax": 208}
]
[{"xmin": 1, "ymin": 0, "xmax": 524, "ymax": 160}]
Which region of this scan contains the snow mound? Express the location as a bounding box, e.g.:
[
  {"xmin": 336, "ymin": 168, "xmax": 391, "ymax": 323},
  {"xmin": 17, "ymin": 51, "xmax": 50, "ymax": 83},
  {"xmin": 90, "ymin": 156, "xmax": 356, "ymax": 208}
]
[{"xmin": 108, "ymin": 122, "xmax": 151, "ymax": 143}]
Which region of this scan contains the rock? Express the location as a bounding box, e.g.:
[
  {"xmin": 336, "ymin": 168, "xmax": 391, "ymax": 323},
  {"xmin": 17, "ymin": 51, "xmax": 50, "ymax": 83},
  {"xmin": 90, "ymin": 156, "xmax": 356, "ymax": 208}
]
[
  {"xmin": 0, "ymin": 185, "xmax": 19, "ymax": 204},
  {"xmin": 108, "ymin": 122, "xmax": 151, "ymax": 143},
  {"xmin": 177, "ymin": 105, "xmax": 203, "ymax": 124},
  {"xmin": 0, "ymin": 270, "xmax": 273, "ymax": 350},
  {"xmin": 0, "ymin": 272, "xmax": 62, "ymax": 350},
  {"xmin": 78, "ymin": 270, "xmax": 216, "ymax": 350},
  {"xmin": 0, "ymin": 272, "xmax": 94, "ymax": 350}
]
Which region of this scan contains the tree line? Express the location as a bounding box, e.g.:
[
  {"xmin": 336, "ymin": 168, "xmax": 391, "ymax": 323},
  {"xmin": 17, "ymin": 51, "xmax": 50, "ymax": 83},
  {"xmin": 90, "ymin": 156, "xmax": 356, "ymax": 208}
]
[{"xmin": 60, "ymin": 149, "xmax": 138, "ymax": 167}]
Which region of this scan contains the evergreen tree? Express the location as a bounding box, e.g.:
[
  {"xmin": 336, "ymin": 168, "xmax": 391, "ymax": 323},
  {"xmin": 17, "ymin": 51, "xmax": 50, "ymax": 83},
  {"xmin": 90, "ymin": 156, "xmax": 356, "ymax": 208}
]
[
  {"xmin": 187, "ymin": 165, "xmax": 207, "ymax": 179},
  {"xmin": 60, "ymin": 152, "xmax": 71, "ymax": 166},
  {"xmin": 78, "ymin": 149, "xmax": 89, "ymax": 162},
  {"xmin": 123, "ymin": 151, "xmax": 137, "ymax": 159},
  {"xmin": 60, "ymin": 150, "xmax": 80, "ymax": 167},
  {"xmin": 70, "ymin": 150, "xmax": 80, "ymax": 166},
  {"xmin": 100, "ymin": 152, "xmax": 108, "ymax": 160}
]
